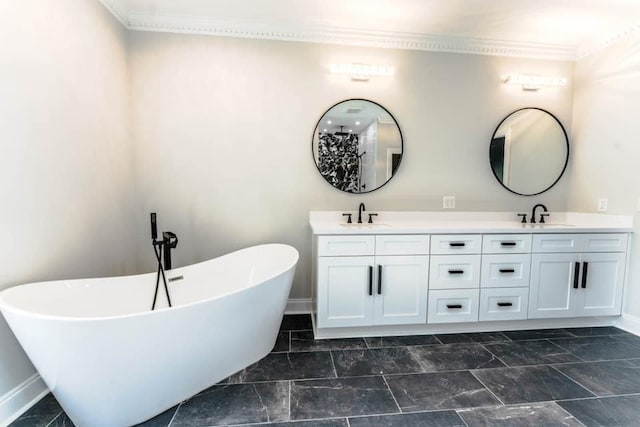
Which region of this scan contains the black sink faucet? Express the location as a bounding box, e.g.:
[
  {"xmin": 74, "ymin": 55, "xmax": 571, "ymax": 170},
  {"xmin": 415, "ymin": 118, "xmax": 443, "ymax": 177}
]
[
  {"xmin": 358, "ymin": 203, "xmax": 366, "ymax": 224},
  {"xmin": 530, "ymin": 204, "xmax": 549, "ymax": 224}
]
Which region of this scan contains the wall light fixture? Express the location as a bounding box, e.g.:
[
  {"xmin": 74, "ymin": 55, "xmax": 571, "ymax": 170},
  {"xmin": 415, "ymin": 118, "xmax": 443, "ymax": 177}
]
[
  {"xmin": 330, "ymin": 63, "xmax": 395, "ymax": 81},
  {"xmin": 504, "ymin": 74, "xmax": 568, "ymax": 91}
]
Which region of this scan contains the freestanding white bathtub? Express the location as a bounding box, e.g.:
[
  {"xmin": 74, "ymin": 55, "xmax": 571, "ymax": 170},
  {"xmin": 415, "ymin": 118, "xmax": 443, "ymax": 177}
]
[{"xmin": 0, "ymin": 243, "xmax": 299, "ymax": 427}]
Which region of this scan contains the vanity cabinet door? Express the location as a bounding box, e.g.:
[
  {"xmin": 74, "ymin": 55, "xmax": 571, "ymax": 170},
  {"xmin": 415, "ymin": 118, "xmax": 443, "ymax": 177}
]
[
  {"xmin": 575, "ymin": 252, "xmax": 625, "ymax": 317},
  {"xmin": 373, "ymin": 256, "xmax": 429, "ymax": 325},
  {"xmin": 529, "ymin": 253, "xmax": 579, "ymax": 319},
  {"xmin": 317, "ymin": 256, "xmax": 375, "ymax": 328}
]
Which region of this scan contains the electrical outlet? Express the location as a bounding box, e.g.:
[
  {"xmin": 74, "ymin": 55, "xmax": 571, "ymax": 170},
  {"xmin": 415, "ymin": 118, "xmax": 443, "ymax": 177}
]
[
  {"xmin": 598, "ymin": 198, "xmax": 608, "ymax": 212},
  {"xmin": 443, "ymin": 196, "xmax": 456, "ymax": 209}
]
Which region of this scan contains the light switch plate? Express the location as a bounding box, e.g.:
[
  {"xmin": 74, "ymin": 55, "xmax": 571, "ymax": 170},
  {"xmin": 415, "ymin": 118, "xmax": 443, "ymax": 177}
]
[
  {"xmin": 598, "ymin": 198, "xmax": 608, "ymax": 212},
  {"xmin": 443, "ymin": 196, "xmax": 456, "ymax": 209}
]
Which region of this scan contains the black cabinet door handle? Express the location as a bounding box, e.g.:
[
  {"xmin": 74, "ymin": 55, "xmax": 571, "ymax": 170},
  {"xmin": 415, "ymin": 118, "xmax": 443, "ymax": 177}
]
[
  {"xmin": 497, "ymin": 302, "xmax": 513, "ymax": 307},
  {"xmin": 581, "ymin": 262, "xmax": 589, "ymax": 289},
  {"xmin": 499, "ymin": 268, "xmax": 515, "ymax": 273},
  {"xmin": 446, "ymin": 304, "xmax": 463, "ymax": 309},
  {"xmin": 377, "ymin": 265, "xmax": 383, "ymax": 295},
  {"xmin": 573, "ymin": 262, "xmax": 580, "ymax": 289},
  {"xmin": 448, "ymin": 269, "xmax": 464, "ymax": 274},
  {"xmin": 368, "ymin": 266, "xmax": 373, "ymax": 296},
  {"xmin": 449, "ymin": 242, "xmax": 466, "ymax": 247},
  {"xmin": 500, "ymin": 242, "xmax": 517, "ymax": 247}
]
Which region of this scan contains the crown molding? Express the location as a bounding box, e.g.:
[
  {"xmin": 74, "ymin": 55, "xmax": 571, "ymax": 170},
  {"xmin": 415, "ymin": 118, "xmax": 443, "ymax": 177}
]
[
  {"xmin": 124, "ymin": 13, "xmax": 577, "ymax": 61},
  {"xmin": 99, "ymin": 5, "xmax": 640, "ymax": 61}
]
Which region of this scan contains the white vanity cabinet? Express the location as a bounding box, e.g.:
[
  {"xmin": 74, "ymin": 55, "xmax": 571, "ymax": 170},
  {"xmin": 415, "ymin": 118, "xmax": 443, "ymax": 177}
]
[
  {"xmin": 311, "ymin": 210, "xmax": 632, "ymax": 337},
  {"xmin": 316, "ymin": 235, "xmax": 429, "ymax": 328},
  {"xmin": 528, "ymin": 234, "xmax": 628, "ymax": 319}
]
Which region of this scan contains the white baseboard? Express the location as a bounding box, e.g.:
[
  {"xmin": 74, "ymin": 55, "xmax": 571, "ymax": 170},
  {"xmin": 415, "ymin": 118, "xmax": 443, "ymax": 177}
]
[
  {"xmin": 615, "ymin": 313, "xmax": 640, "ymax": 336},
  {"xmin": 314, "ymin": 316, "xmax": 620, "ymax": 339},
  {"xmin": 285, "ymin": 298, "xmax": 312, "ymax": 314},
  {"xmin": 0, "ymin": 374, "xmax": 48, "ymax": 427}
]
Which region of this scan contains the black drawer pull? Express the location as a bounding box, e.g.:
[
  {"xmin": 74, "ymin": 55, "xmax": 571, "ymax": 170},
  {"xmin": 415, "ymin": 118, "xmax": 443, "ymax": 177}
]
[
  {"xmin": 581, "ymin": 262, "xmax": 589, "ymax": 289},
  {"xmin": 573, "ymin": 262, "xmax": 580, "ymax": 289},
  {"xmin": 500, "ymin": 242, "xmax": 517, "ymax": 247},
  {"xmin": 499, "ymin": 268, "xmax": 515, "ymax": 273},
  {"xmin": 449, "ymin": 242, "xmax": 466, "ymax": 247},
  {"xmin": 378, "ymin": 265, "xmax": 383, "ymax": 295},
  {"xmin": 497, "ymin": 302, "xmax": 513, "ymax": 307},
  {"xmin": 368, "ymin": 266, "xmax": 373, "ymax": 296},
  {"xmin": 448, "ymin": 269, "xmax": 464, "ymax": 275},
  {"xmin": 446, "ymin": 304, "xmax": 463, "ymax": 309}
]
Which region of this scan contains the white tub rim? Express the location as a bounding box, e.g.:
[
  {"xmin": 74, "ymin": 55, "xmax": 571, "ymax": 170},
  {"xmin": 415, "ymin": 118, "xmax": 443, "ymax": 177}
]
[{"xmin": 0, "ymin": 243, "xmax": 299, "ymax": 323}]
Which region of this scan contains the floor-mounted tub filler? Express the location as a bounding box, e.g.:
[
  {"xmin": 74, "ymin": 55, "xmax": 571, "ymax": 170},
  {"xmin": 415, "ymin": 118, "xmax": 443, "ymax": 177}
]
[{"xmin": 0, "ymin": 244, "xmax": 299, "ymax": 427}]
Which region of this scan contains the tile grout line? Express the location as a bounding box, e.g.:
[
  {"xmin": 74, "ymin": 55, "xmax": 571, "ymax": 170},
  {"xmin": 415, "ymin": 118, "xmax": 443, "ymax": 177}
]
[
  {"xmin": 454, "ymin": 409, "xmax": 471, "ymax": 427},
  {"xmin": 236, "ymin": 415, "xmax": 347, "ymax": 426},
  {"xmin": 468, "ymin": 370, "xmax": 506, "ymax": 406},
  {"xmin": 328, "ymin": 350, "xmax": 338, "ymax": 378},
  {"xmin": 479, "ymin": 343, "xmax": 510, "ymax": 368},
  {"xmin": 381, "ymin": 375, "xmax": 403, "ymax": 414},
  {"xmin": 556, "ymin": 391, "xmax": 640, "ymax": 402},
  {"xmin": 550, "ymin": 365, "xmax": 600, "ymax": 397},
  {"xmin": 212, "ymin": 354, "xmax": 640, "ymax": 387},
  {"xmin": 544, "ymin": 338, "xmax": 589, "ymax": 363},
  {"xmin": 552, "ymin": 402, "xmax": 588, "ymax": 427},
  {"xmin": 43, "ymin": 410, "xmax": 64, "ymax": 427},
  {"xmin": 166, "ymin": 402, "xmax": 181, "ymax": 427}
]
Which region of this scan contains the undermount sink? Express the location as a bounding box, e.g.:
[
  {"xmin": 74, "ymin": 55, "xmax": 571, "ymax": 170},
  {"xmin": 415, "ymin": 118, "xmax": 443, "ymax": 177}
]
[
  {"xmin": 526, "ymin": 223, "xmax": 575, "ymax": 228},
  {"xmin": 340, "ymin": 223, "xmax": 392, "ymax": 228}
]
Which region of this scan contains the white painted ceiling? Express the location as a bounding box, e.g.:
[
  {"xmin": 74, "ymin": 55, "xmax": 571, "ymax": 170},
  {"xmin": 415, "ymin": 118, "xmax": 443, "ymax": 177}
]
[{"xmin": 101, "ymin": 0, "xmax": 640, "ymax": 60}]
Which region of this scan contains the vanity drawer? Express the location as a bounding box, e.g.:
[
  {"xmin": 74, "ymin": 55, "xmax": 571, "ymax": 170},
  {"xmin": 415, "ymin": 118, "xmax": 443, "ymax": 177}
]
[
  {"xmin": 481, "ymin": 254, "xmax": 531, "ymax": 288},
  {"xmin": 532, "ymin": 234, "xmax": 628, "ymax": 253},
  {"xmin": 532, "ymin": 234, "xmax": 579, "ymax": 253},
  {"xmin": 482, "ymin": 234, "xmax": 532, "ymax": 254},
  {"xmin": 479, "ymin": 287, "xmax": 529, "ymax": 321},
  {"xmin": 431, "ymin": 235, "xmax": 482, "ymax": 255},
  {"xmin": 581, "ymin": 234, "xmax": 628, "ymax": 253},
  {"xmin": 317, "ymin": 235, "xmax": 375, "ymax": 256},
  {"xmin": 375, "ymin": 235, "xmax": 429, "ymax": 256},
  {"xmin": 428, "ymin": 289, "xmax": 480, "ymax": 324},
  {"xmin": 429, "ymin": 255, "xmax": 481, "ymax": 289}
]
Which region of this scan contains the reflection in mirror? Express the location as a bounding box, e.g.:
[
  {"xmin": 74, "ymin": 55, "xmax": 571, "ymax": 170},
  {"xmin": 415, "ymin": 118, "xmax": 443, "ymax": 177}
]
[
  {"xmin": 313, "ymin": 99, "xmax": 403, "ymax": 193},
  {"xmin": 490, "ymin": 108, "xmax": 569, "ymax": 196}
]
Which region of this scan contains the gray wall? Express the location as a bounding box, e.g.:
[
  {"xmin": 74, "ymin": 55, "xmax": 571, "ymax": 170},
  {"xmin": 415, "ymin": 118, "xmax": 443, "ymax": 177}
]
[
  {"xmin": 568, "ymin": 32, "xmax": 640, "ymax": 318},
  {"xmin": 0, "ymin": 0, "xmax": 134, "ymax": 401},
  {"xmin": 128, "ymin": 31, "xmax": 575, "ymax": 299}
]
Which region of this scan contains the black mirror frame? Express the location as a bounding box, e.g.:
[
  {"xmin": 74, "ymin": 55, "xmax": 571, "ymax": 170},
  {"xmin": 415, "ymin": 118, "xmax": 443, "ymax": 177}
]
[
  {"xmin": 312, "ymin": 98, "xmax": 404, "ymax": 194},
  {"xmin": 489, "ymin": 107, "xmax": 570, "ymax": 196}
]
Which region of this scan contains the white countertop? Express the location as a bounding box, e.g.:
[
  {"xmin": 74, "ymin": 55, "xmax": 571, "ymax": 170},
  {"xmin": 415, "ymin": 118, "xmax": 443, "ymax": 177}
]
[{"xmin": 309, "ymin": 211, "xmax": 634, "ymax": 235}]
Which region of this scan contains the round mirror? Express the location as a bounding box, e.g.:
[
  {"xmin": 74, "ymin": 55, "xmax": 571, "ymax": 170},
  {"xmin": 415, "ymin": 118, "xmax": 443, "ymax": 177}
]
[
  {"xmin": 489, "ymin": 108, "xmax": 569, "ymax": 196},
  {"xmin": 312, "ymin": 99, "xmax": 403, "ymax": 193}
]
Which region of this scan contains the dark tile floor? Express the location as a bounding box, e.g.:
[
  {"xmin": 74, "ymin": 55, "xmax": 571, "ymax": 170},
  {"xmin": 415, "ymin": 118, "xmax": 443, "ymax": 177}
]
[{"xmin": 11, "ymin": 317, "xmax": 640, "ymax": 427}]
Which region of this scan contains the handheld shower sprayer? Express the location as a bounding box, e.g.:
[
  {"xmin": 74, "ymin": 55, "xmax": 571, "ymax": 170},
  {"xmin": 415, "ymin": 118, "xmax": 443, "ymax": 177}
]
[{"xmin": 150, "ymin": 212, "xmax": 158, "ymax": 240}]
